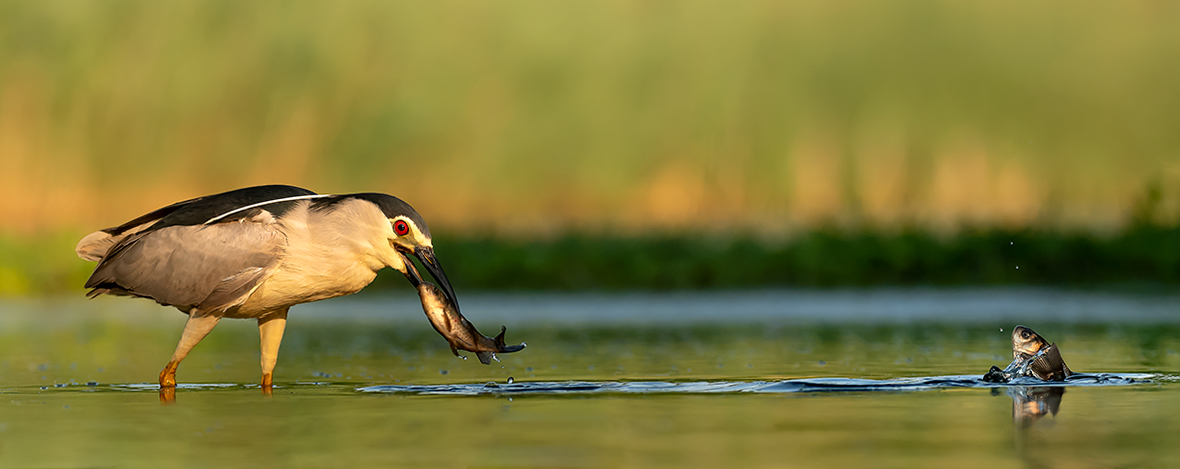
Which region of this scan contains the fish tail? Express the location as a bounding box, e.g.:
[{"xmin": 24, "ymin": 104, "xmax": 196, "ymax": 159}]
[{"xmin": 495, "ymin": 325, "xmax": 526, "ymax": 353}]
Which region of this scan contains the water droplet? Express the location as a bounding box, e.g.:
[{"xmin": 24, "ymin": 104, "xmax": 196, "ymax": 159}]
[
  {"xmin": 1015, "ymin": 266, "xmax": 1019, "ymax": 270},
  {"xmin": 1000, "ymin": 328, "xmax": 1004, "ymax": 332},
  {"xmin": 460, "ymin": 356, "xmax": 467, "ymax": 360},
  {"xmin": 439, "ymin": 369, "xmax": 448, "ymax": 375},
  {"xmin": 506, "ymin": 377, "xmax": 514, "ymax": 384}
]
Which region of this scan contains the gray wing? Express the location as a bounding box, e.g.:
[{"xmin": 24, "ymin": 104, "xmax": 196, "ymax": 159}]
[
  {"xmin": 76, "ymin": 185, "xmax": 315, "ymax": 262},
  {"xmin": 85, "ymin": 222, "xmax": 284, "ymax": 314}
]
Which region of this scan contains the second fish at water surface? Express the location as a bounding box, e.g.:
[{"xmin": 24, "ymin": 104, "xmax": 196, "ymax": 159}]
[
  {"xmin": 416, "ymin": 282, "xmax": 526, "ymax": 365},
  {"xmin": 983, "ymin": 325, "xmax": 1073, "ymax": 382}
]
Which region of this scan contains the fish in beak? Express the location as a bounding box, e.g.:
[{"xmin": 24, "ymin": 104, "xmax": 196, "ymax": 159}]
[
  {"xmin": 412, "ymin": 246, "xmax": 460, "ymax": 312},
  {"xmin": 401, "ymin": 253, "xmax": 526, "ymax": 364}
]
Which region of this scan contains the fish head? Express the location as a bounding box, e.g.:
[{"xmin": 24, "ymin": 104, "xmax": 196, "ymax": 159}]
[
  {"xmin": 417, "ymin": 282, "xmax": 449, "ymax": 312},
  {"xmin": 1012, "ymin": 325, "xmax": 1050, "ymax": 359}
]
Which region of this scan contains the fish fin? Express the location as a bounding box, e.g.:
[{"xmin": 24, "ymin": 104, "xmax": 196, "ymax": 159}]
[
  {"xmin": 1029, "ymin": 344, "xmax": 1067, "ymax": 381},
  {"xmin": 476, "ymin": 351, "xmax": 494, "ymax": 365},
  {"xmin": 449, "ymin": 344, "xmax": 461, "ymax": 357},
  {"xmin": 494, "ymin": 326, "xmax": 527, "ymax": 353}
]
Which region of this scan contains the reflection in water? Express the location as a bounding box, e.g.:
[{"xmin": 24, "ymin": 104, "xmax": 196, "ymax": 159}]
[
  {"xmin": 1008, "ymin": 386, "xmax": 1064, "ymax": 428},
  {"xmin": 159, "ymin": 386, "xmax": 175, "ymax": 403},
  {"xmin": 1005, "ymin": 386, "xmax": 1065, "ymax": 466},
  {"xmin": 156, "ymin": 384, "xmax": 274, "ymax": 403}
]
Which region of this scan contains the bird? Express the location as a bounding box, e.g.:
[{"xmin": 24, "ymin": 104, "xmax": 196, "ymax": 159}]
[{"xmin": 75, "ymin": 185, "xmax": 458, "ymax": 393}]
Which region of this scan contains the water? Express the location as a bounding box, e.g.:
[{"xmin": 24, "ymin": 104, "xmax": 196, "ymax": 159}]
[
  {"xmin": 361, "ymin": 373, "xmax": 1157, "ymax": 396},
  {"xmin": 2, "ymin": 288, "xmax": 1180, "ymax": 468}
]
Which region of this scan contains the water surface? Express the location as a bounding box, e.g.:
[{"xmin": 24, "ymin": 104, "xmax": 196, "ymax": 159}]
[{"xmin": 2, "ymin": 289, "xmax": 1179, "ymax": 468}]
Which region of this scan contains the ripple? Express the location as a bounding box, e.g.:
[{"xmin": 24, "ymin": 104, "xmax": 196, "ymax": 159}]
[
  {"xmin": 358, "ymin": 373, "xmax": 1161, "ymax": 396},
  {"xmin": 112, "ymin": 383, "xmax": 245, "ymax": 391},
  {"xmin": 6, "ymin": 373, "xmax": 1161, "ymax": 396}
]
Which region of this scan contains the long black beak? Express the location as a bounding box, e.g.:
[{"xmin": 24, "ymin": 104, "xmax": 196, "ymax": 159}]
[
  {"xmin": 413, "ymin": 246, "xmax": 459, "ymax": 311},
  {"xmin": 400, "ymin": 252, "xmax": 423, "ymax": 287}
]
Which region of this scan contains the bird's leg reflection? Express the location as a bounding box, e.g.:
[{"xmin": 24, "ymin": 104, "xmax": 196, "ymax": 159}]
[{"xmin": 159, "ymin": 386, "xmax": 176, "ymax": 404}]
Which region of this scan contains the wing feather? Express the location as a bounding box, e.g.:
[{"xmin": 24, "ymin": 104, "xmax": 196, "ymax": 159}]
[
  {"xmin": 76, "ymin": 185, "xmax": 314, "ymax": 262},
  {"xmin": 85, "ymin": 222, "xmax": 284, "ymax": 313}
]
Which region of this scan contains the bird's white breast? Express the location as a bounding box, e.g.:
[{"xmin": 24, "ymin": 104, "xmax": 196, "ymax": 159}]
[{"xmin": 232, "ymin": 199, "xmax": 397, "ymax": 317}]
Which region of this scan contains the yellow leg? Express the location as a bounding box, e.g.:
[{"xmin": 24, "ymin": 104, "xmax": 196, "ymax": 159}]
[
  {"xmin": 258, "ymin": 308, "xmax": 289, "ymax": 392},
  {"xmin": 160, "ymin": 314, "xmax": 221, "ymax": 388},
  {"xmin": 159, "ymin": 361, "xmax": 179, "ymax": 388}
]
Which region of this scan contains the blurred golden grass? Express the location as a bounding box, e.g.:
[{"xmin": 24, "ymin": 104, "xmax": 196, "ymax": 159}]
[{"xmin": 1, "ymin": 0, "xmax": 1180, "ymax": 238}]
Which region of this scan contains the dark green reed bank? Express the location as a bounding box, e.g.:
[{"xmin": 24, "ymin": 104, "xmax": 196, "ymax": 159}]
[
  {"xmin": 5, "ymin": 225, "xmax": 1180, "ymax": 296},
  {"xmin": 375, "ymin": 224, "xmax": 1180, "ymax": 292},
  {"xmin": 7, "ymin": 224, "xmax": 1180, "ymax": 296}
]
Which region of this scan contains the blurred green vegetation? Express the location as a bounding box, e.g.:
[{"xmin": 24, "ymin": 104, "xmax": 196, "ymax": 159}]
[
  {"xmin": 4, "ymin": 1, "xmax": 1180, "ymax": 294},
  {"xmin": 4, "ymin": 185, "xmax": 1180, "ymax": 295},
  {"xmin": 2, "ymin": 1, "xmax": 1180, "ymax": 235},
  {"xmin": 420, "ymin": 224, "xmax": 1180, "ymax": 291},
  {"xmin": 0, "ymin": 232, "xmax": 95, "ymax": 296},
  {"xmin": 14, "ymin": 224, "xmax": 1180, "ymax": 296}
]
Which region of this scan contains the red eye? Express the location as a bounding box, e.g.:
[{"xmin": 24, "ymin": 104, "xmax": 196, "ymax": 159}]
[{"xmin": 394, "ymin": 220, "xmax": 409, "ymax": 236}]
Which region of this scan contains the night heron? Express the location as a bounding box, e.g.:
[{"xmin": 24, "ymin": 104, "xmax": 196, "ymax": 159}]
[{"xmin": 76, "ymin": 185, "xmax": 457, "ymax": 391}]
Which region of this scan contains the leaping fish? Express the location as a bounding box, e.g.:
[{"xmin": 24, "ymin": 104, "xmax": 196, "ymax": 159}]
[{"xmin": 983, "ymin": 325, "xmax": 1072, "ymax": 382}]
